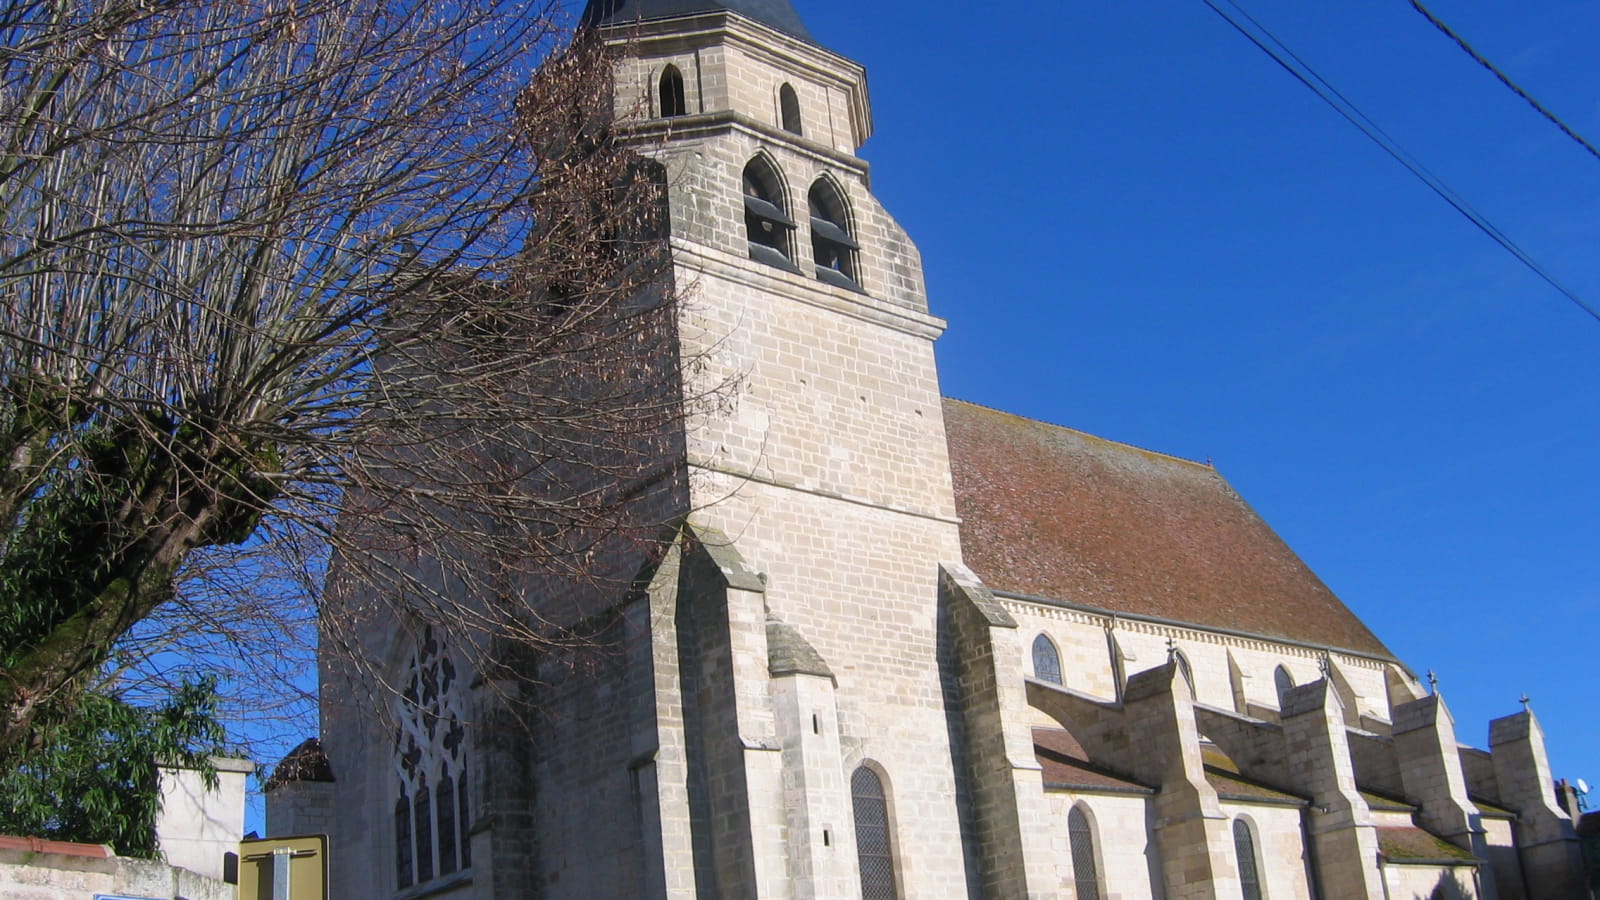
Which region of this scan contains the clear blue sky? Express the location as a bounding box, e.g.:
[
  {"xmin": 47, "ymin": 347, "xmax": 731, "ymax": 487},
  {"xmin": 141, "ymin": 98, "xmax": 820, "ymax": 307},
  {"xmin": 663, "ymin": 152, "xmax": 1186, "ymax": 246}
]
[
  {"xmin": 240, "ymin": 1, "xmax": 1595, "ymax": 832},
  {"xmin": 799, "ymin": 0, "xmax": 1598, "ymax": 786}
]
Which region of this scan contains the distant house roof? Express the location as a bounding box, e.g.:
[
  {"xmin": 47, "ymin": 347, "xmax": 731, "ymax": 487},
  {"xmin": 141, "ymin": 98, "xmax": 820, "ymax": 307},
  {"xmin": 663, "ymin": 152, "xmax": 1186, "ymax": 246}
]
[
  {"xmin": 581, "ymin": 0, "xmax": 813, "ymax": 41},
  {"xmin": 265, "ymin": 737, "xmax": 335, "ymax": 790},
  {"xmin": 943, "ymin": 398, "xmax": 1393, "ymax": 659}
]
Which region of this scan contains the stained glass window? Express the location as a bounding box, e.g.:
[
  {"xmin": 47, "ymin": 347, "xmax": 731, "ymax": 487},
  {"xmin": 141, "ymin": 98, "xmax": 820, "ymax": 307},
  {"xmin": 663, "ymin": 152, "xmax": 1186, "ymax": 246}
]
[
  {"xmin": 1032, "ymin": 634, "xmax": 1063, "ymax": 685},
  {"xmin": 852, "ymin": 766, "xmax": 897, "ymax": 900},
  {"xmin": 1068, "ymin": 806, "xmax": 1102, "ymax": 900},
  {"xmin": 394, "ymin": 627, "xmax": 470, "ymax": 887},
  {"xmin": 1234, "ymin": 818, "xmax": 1263, "ymax": 900}
]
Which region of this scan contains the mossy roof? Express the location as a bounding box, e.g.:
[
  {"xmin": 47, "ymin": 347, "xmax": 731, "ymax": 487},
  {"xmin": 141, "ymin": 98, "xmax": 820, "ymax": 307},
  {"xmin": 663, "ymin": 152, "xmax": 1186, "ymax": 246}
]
[{"xmin": 1377, "ymin": 826, "xmax": 1480, "ymax": 864}]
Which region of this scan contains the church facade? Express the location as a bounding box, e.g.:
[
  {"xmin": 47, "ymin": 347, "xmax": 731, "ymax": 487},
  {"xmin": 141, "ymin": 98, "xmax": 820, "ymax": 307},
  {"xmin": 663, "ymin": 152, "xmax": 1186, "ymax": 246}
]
[{"xmin": 267, "ymin": 2, "xmax": 1591, "ymax": 897}]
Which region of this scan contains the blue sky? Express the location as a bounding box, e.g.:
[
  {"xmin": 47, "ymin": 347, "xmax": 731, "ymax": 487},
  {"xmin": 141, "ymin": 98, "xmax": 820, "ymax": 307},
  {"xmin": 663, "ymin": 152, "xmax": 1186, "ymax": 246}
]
[
  {"xmin": 244, "ymin": 0, "xmax": 1599, "ymax": 835},
  {"xmin": 796, "ymin": 0, "xmax": 1600, "ymax": 785}
]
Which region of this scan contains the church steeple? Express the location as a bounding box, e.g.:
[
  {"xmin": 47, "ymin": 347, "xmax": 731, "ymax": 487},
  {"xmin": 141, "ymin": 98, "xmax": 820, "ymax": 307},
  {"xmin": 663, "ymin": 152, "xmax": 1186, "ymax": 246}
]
[{"xmin": 581, "ymin": 0, "xmax": 813, "ymax": 42}]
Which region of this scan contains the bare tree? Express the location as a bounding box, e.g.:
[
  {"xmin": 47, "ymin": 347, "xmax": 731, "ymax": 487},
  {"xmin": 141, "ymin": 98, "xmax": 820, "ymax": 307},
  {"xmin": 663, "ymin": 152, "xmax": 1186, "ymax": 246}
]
[{"xmin": 0, "ymin": 0, "xmax": 691, "ymax": 752}]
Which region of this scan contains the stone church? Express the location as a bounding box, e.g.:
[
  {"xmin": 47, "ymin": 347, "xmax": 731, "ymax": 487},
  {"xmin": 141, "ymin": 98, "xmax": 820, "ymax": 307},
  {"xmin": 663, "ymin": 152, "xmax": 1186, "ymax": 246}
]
[{"xmin": 266, "ymin": 1, "xmax": 1592, "ymax": 897}]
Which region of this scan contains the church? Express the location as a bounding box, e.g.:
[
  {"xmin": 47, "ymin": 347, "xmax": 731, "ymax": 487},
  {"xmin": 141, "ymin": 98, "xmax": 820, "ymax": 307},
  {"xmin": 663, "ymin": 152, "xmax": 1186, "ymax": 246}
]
[{"xmin": 266, "ymin": 1, "xmax": 1592, "ymax": 897}]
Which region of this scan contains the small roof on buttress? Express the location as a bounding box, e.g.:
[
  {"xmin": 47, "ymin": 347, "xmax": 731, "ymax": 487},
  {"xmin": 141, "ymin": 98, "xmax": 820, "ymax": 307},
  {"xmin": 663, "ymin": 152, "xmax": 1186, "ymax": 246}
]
[{"xmin": 581, "ymin": 0, "xmax": 813, "ymax": 41}]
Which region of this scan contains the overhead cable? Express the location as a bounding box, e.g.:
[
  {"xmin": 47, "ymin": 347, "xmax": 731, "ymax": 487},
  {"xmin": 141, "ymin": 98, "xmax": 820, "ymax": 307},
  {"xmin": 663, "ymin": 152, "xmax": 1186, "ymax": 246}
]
[
  {"xmin": 1409, "ymin": 0, "xmax": 1600, "ymax": 165},
  {"xmin": 1201, "ymin": 0, "xmax": 1600, "ymax": 325}
]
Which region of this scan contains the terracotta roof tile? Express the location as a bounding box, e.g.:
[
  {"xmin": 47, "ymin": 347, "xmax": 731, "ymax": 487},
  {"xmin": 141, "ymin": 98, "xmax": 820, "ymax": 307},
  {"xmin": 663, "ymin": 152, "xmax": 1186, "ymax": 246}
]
[
  {"xmin": 1206, "ymin": 767, "xmax": 1307, "ymax": 805},
  {"xmin": 0, "ymin": 835, "xmax": 111, "ymax": 858},
  {"xmin": 1033, "ymin": 728, "xmax": 1153, "ymax": 793},
  {"xmin": 943, "ymin": 398, "xmax": 1393, "ymax": 658},
  {"xmin": 1361, "ymin": 788, "xmax": 1418, "ymax": 812}
]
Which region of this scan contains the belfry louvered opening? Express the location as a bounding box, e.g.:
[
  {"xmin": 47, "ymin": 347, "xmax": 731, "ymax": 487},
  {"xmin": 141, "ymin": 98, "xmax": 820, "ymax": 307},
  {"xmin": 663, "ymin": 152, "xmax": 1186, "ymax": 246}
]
[
  {"xmin": 743, "ymin": 156, "xmax": 797, "ymax": 271},
  {"xmin": 808, "ymin": 177, "xmax": 858, "ymax": 289}
]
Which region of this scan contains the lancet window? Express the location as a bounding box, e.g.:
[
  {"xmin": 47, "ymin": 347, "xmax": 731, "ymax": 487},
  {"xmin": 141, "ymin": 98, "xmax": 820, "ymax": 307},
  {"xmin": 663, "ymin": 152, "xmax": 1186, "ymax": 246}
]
[
  {"xmin": 1274, "ymin": 664, "xmax": 1296, "ymax": 707},
  {"xmin": 660, "ymin": 65, "xmax": 686, "ymax": 117},
  {"xmin": 779, "ymin": 82, "xmax": 802, "ymax": 134},
  {"xmin": 851, "ymin": 765, "xmax": 897, "ymax": 900},
  {"xmin": 1032, "ymin": 633, "xmax": 1063, "ymax": 685},
  {"xmin": 743, "ymin": 156, "xmax": 796, "ymax": 270},
  {"xmin": 394, "ymin": 626, "xmax": 471, "ymax": 889},
  {"xmin": 1068, "ymin": 805, "xmax": 1103, "ymax": 900},
  {"xmin": 1234, "ymin": 818, "xmax": 1264, "ymax": 900},
  {"xmin": 808, "ymin": 177, "xmax": 859, "ymax": 289}
]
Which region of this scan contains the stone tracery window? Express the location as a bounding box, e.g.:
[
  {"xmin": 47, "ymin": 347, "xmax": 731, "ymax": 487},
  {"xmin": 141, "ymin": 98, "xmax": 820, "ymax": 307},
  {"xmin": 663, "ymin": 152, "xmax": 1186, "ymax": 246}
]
[
  {"xmin": 1031, "ymin": 633, "xmax": 1062, "ymax": 685},
  {"xmin": 394, "ymin": 626, "xmax": 471, "ymax": 889}
]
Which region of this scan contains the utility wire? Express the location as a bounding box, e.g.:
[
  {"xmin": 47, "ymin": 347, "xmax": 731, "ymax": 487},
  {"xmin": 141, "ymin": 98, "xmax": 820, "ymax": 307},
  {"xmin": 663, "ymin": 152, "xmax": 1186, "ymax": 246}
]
[
  {"xmin": 1201, "ymin": 0, "xmax": 1600, "ymax": 325},
  {"xmin": 1409, "ymin": 0, "xmax": 1600, "ymax": 165}
]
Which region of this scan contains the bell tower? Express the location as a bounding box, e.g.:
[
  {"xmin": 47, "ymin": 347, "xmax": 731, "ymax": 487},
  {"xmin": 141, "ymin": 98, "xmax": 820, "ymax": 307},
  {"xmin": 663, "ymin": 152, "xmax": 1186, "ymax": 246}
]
[{"xmin": 576, "ymin": 2, "xmax": 1057, "ymax": 898}]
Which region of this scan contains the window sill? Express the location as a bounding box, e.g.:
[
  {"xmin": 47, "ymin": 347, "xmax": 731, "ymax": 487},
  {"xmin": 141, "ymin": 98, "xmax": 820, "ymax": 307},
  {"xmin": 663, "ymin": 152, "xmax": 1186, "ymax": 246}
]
[{"xmin": 395, "ymin": 868, "xmax": 473, "ymax": 900}]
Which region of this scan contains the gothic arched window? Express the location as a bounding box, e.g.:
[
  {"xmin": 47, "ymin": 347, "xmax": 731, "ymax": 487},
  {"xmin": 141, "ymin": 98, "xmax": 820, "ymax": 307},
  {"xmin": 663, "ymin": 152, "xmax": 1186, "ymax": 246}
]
[
  {"xmin": 660, "ymin": 64, "xmax": 686, "ymax": 118},
  {"xmin": 743, "ymin": 156, "xmax": 796, "ymax": 270},
  {"xmin": 807, "ymin": 177, "xmax": 858, "ymax": 289},
  {"xmin": 779, "ymin": 82, "xmax": 802, "ymax": 134},
  {"xmin": 1173, "ymin": 648, "xmax": 1195, "ymax": 698},
  {"xmin": 1274, "ymin": 664, "xmax": 1296, "ymax": 707},
  {"xmin": 1068, "ymin": 805, "xmax": 1103, "ymax": 900},
  {"xmin": 1234, "ymin": 817, "xmax": 1264, "ymax": 900},
  {"xmin": 394, "ymin": 627, "xmax": 470, "ymax": 889},
  {"xmin": 1031, "ymin": 633, "xmax": 1062, "ymax": 685},
  {"xmin": 851, "ymin": 765, "xmax": 897, "ymax": 900}
]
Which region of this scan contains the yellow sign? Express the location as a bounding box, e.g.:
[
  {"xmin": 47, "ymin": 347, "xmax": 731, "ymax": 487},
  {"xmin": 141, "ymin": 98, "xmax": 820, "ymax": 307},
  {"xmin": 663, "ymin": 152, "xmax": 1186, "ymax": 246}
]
[{"xmin": 236, "ymin": 834, "xmax": 327, "ymax": 900}]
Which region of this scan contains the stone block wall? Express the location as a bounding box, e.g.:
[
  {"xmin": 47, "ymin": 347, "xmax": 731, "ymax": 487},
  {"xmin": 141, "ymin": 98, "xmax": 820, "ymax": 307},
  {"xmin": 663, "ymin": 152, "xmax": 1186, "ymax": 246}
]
[
  {"xmin": 1217, "ymin": 802, "xmax": 1313, "ymax": 900},
  {"xmin": 1042, "ymin": 792, "xmax": 1159, "ymax": 899},
  {"xmin": 0, "ymin": 839, "xmax": 232, "ymax": 900}
]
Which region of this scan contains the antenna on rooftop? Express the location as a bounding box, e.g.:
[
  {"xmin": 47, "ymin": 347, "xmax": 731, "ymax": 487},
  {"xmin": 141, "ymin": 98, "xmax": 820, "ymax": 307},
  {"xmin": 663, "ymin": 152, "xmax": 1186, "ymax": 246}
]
[{"xmin": 1520, "ymin": 693, "xmax": 1531, "ymax": 712}]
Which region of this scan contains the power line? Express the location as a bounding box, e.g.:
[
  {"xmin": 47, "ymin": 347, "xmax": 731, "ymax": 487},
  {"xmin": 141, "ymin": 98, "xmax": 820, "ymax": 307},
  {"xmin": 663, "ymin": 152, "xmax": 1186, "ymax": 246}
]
[
  {"xmin": 1201, "ymin": 0, "xmax": 1600, "ymax": 325},
  {"xmin": 1409, "ymin": 0, "xmax": 1600, "ymax": 165}
]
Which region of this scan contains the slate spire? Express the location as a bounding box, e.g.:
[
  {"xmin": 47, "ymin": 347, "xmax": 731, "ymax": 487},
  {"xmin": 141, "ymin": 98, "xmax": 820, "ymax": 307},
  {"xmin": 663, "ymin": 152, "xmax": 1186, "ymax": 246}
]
[{"xmin": 581, "ymin": 0, "xmax": 813, "ymax": 42}]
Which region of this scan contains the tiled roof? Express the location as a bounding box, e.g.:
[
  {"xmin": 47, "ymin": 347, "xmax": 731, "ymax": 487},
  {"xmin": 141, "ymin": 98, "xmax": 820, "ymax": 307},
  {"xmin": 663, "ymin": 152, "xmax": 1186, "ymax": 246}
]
[
  {"xmin": 1033, "ymin": 728, "xmax": 1153, "ymax": 794},
  {"xmin": 943, "ymin": 399, "xmax": 1393, "ymax": 659},
  {"xmin": 1206, "ymin": 767, "xmax": 1307, "ymax": 805},
  {"xmin": 581, "ymin": 0, "xmax": 812, "ymax": 41},
  {"xmin": 1470, "ymin": 794, "xmax": 1515, "ymax": 818},
  {"xmin": 1360, "ymin": 788, "xmax": 1417, "ymax": 812},
  {"xmin": 1377, "ymin": 827, "xmax": 1480, "ymax": 864}
]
